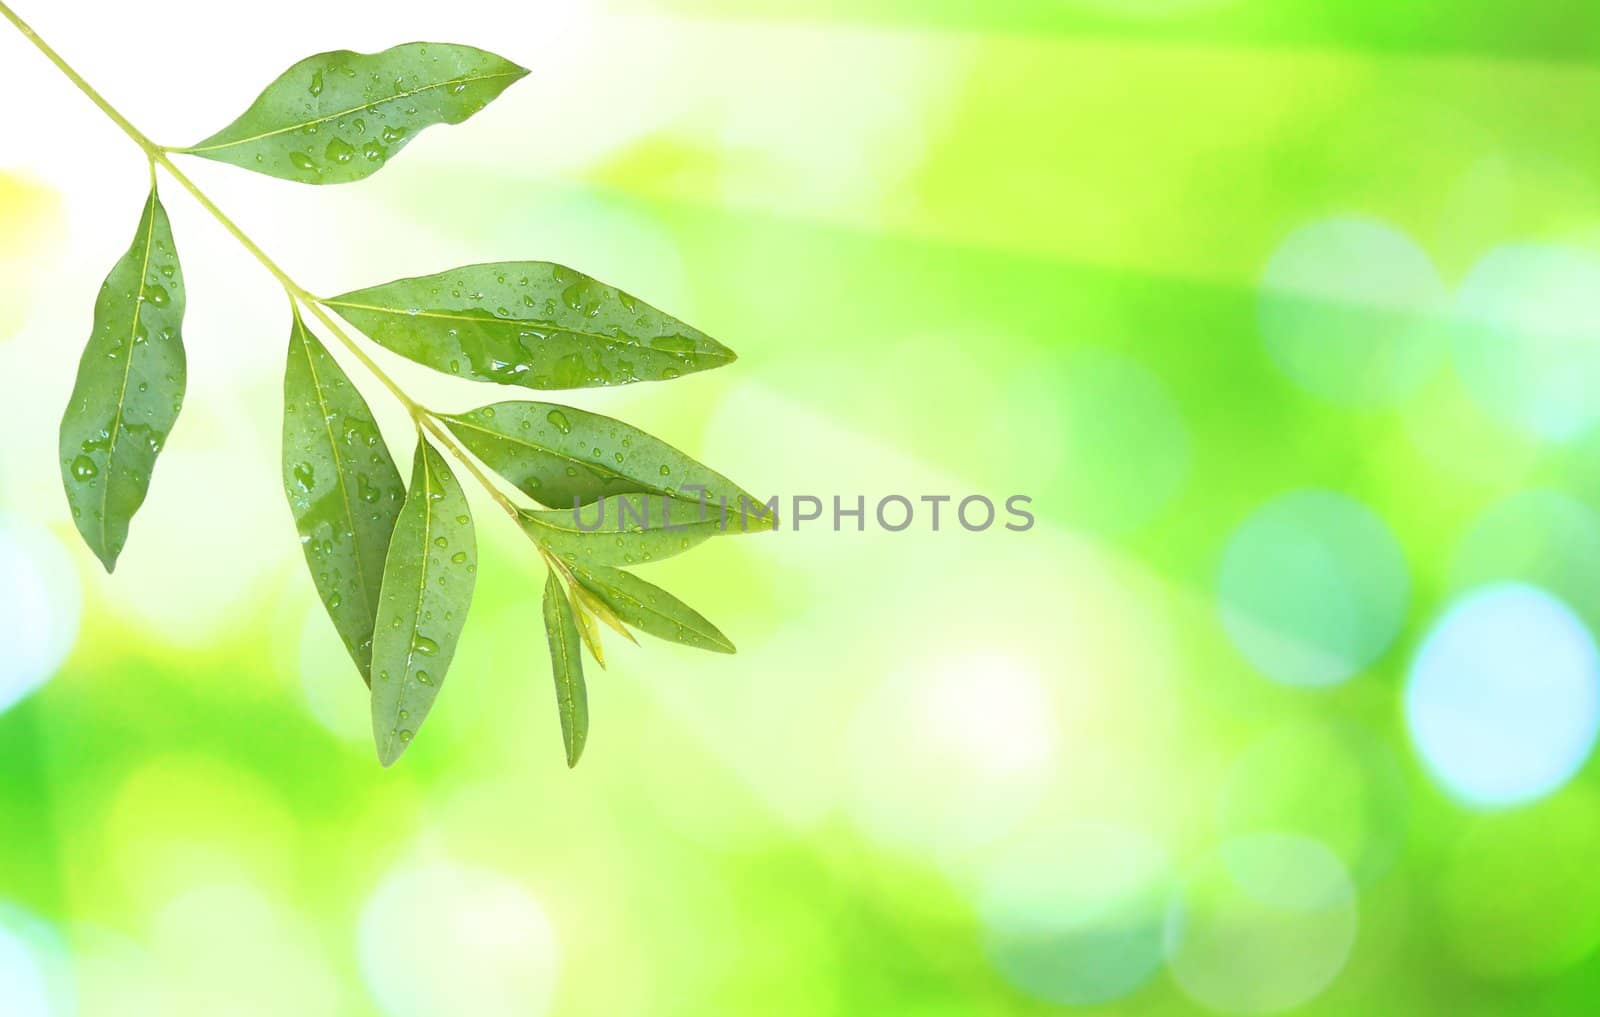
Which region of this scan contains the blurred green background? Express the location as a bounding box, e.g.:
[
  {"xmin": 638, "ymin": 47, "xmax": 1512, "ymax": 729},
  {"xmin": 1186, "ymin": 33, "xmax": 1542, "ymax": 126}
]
[{"xmin": 4, "ymin": 0, "xmax": 1600, "ymax": 1013}]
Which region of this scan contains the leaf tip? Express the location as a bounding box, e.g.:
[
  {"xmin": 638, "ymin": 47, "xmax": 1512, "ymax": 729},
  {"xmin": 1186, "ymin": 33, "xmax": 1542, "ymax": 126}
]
[
  {"xmin": 90, "ymin": 543, "xmax": 120, "ymax": 574},
  {"xmin": 374, "ymin": 729, "xmax": 408, "ymax": 768}
]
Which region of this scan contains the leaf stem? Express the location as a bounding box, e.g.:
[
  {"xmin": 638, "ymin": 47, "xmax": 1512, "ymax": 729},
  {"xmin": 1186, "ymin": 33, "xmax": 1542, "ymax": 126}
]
[
  {"xmin": 1, "ymin": 0, "xmax": 523, "ymax": 522},
  {"xmin": 419, "ymin": 415, "xmax": 523, "ymax": 520}
]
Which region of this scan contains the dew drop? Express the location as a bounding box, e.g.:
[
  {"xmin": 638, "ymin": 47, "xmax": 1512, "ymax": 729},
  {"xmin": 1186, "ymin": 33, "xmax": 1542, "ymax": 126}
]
[{"xmin": 325, "ymin": 138, "xmax": 355, "ymax": 164}]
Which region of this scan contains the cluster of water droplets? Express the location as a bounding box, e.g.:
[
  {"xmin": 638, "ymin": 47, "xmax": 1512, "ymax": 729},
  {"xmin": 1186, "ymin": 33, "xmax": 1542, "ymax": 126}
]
[
  {"xmin": 350, "ymin": 264, "xmax": 720, "ymax": 389},
  {"xmin": 264, "ymin": 45, "xmax": 502, "ymax": 180}
]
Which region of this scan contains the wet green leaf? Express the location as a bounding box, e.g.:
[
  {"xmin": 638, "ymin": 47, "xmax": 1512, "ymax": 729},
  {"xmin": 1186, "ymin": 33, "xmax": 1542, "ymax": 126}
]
[
  {"xmin": 282, "ymin": 309, "xmax": 406, "ymax": 682},
  {"xmin": 571, "ymin": 580, "xmax": 637, "ymax": 647},
  {"xmin": 567, "ymin": 579, "xmax": 607, "ymax": 668},
  {"xmin": 326, "ymin": 262, "xmax": 735, "ymax": 389},
  {"xmin": 443, "ymin": 400, "xmax": 758, "ymax": 510},
  {"xmin": 370, "ymin": 439, "xmax": 477, "ymax": 766},
  {"xmin": 59, "ymin": 183, "xmax": 185, "ymax": 572},
  {"xmin": 178, "ymin": 42, "xmax": 527, "ymax": 185},
  {"xmin": 542, "ymin": 571, "xmax": 588, "ymax": 768},
  {"xmin": 570, "ymin": 562, "xmax": 735, "ymax": 654},
  {"xmin": 518, "ymin": 492, "xmax": 773, "ymax": 567}
]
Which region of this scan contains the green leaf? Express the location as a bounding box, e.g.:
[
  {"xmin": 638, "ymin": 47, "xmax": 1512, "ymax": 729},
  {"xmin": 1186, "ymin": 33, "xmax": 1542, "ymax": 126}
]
[
  {"xmin": 567, "ymin": 581, "xmax": 609, "ymax": 669},
  {"xmin": 519, "ymin": 492, "xmax": 773, "ymax": 567},
  {"xmin": 542, "ymin": 571, "xmax": 588, "ymax": 768},
  {"xmin": 370, "ymin": 438, "xmax": 477, "ymax": 766},
  {"xmin": 282, "ymin": 309, "xmax": 406, "ymax": 682},
  {"xmin": 442, "ymin": 400, "xmax": 757, "ymax": 510},
  {"xmin": 178, "ymin": 43, "xmax": 527, "ymax": 185},
  {"xmin": 59, "ymin": 183, "xmax": 185, "ymax": 572},
  {"xmin": 570, "ymin": 562, "xmax": 735, "ymax": 654},
  {"xmin": 326, "ymin": 262, "xmax": 735, "ymax": 389}
]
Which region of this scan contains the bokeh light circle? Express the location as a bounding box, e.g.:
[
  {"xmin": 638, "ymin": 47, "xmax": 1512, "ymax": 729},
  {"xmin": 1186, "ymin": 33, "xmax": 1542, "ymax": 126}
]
[
  {"xmin": 1218, "ymin": 491, "xmax": 1409, "ymax": 687},
  {"xmin": 1259, "ymin": 217, "xmax": 1447, "ymax": 406},
  {"xmin": 152, "ymin": 882, "xmax": 341, "ymax": 1016},
  {"xmin": 1406, "ymin": 583, "xmax": 1600, "ymax": 808},
  {"xmin": 1164, "ymin": 833, "xmax": 1358, "ymax": 1014},
  {"xmin": 0, "ymin": 905, "xmax": 67, "ymax": 1017},
  {"xmin": 977, "ymin": 822, "xmax": 1173, "ymax": 1006},
  {"xmin": 358, "ymin": 860, "xmax": 557, "ymax": 1017},
  {"xmin": 1453, "ymin": 245, "xmax": 1600, "ymax": 442},
  {"xmin": 0, "ymin": 515, "xmax": 81, "ymax": 716},
  {"xmin": 848, "ymin": 651, "xmax": 1059, "ymax": 862},
  {"xmin": 1448, "ymin": 490, "xmax": 1600, "ymax": 627}
]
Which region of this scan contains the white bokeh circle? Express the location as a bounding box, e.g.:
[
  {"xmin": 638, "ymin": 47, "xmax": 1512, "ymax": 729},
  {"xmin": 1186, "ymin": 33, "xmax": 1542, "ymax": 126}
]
[
  {"xmin": 1406, "ymin": 583, "xmax": 1600, "ymax": 808},
  {"xmin": 0, "ymin": 515, "xmax": 81, "ymax": 715},
  {"xmin": 358, "ymin": 860, "xmax": 558, "ymax": 1017}
]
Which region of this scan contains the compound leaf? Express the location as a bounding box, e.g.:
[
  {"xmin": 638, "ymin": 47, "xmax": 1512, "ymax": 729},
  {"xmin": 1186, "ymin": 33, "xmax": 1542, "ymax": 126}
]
[
  {"xmin": 282, "ymin": 308, "xmax": 406, "ymax": 682},
  {"xmin": 542, "ymin": 571, "xmax": 588, "ymax": 767},
  {"xmin": 59, "ymin": 183, "xmax": 185, "ymax": 572},
  {"xmin": 443, "ymin": 400, "xmax": 757, "ymax": 510},
  {"xmin": 326, "ymin": 262, "xmax": 734, "ymax": 389},
  {"xmin": 179, "ymin": 42, "xmax": 527, "ymax": 185},
  {"xmin": 570, "ymin": 562, "xmax": 734, "ymax": 654},
  {"xmin": 370, "ymin": 438, "xmax": 477, "ymax": 766}
]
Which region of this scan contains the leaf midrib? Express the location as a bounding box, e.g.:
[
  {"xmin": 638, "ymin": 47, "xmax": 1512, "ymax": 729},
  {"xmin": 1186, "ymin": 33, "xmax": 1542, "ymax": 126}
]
[
  {"xmin": 326, "ymin": 299, "xmax": 734, "ymax": 363},
  {"xmin": 579, "ymin": 567, "xmax": 730, "ymax": 650},
  {"xmin": 293, "ymin": 318, "xmax": 377, "ymax": 666},
  {"xmin": 445, "ymin": 415, "xmax": 676, "ymax": 500},
  {"xmin": 547, "ymin": 578, "xmax": 583, "ymax": 761},
  {"xmin": 385, "ymin": 445, "xmax": 436, "ymax": 760},
  {"xmin": 520, "ymin": 500, "xmax": 727, "ymax": 537},
  {"xmin": 183, "ymin": 68, "xmax": 526, "ymax": 154},
  {"xmin": 99, "ymin": 189, "xmax": 160, "ymax": 556}
]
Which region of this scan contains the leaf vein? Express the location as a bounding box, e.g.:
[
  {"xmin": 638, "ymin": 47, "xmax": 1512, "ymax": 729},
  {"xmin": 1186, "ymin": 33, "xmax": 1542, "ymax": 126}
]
[
  {"xmin": 181, "ymin": 69, "xmax": 525, "ymax": 153},
  {"xmin": 293, "ymin": 315, "xmax": 376, "ymax": 647},
  {"xmin": 98, "ymin": 188, "xmax": 160, "ymax": 556},
  {"xmin": 446, "ymin": 416, "xmax": 673, "ymax": 499},
  {"xmin": 326, "ymin": 300, "xmax": 734, "ymax": 361}
]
